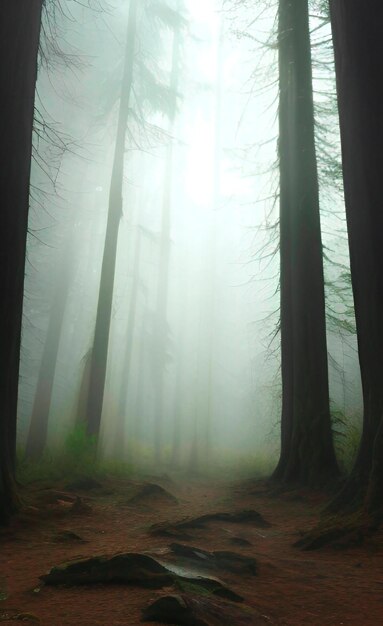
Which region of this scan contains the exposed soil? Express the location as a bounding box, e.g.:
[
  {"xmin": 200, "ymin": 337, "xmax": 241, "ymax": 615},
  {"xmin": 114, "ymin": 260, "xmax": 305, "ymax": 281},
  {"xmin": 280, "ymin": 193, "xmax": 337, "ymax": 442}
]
[{"xmin": 1, "ymin": 477, "xmax": 383, "ymax": 625}]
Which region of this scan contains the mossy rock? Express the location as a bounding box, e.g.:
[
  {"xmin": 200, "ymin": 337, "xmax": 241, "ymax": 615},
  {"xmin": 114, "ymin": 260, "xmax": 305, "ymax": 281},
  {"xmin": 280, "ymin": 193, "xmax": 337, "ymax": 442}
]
[
  {"xmin": 126, "ymin": 483, "xmax": 178, "ymax": 506},
  {"xmin": 169, "ymin": 543, "xmax": 257, "ymax": 575},
  {"xmin": 40, "ymin": 552, "xmax": 242, "ymax": 601},
  {"xmin": 150, "ymin": 510, "xmax": 270, "ymax": 538}
]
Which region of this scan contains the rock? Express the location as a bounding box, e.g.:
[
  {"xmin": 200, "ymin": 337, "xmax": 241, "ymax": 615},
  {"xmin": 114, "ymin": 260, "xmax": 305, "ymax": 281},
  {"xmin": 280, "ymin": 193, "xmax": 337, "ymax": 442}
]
[
  {"xmin": 65, "ymin": 477, "xmax": 102, "ymax": 492},
  {"xmin": 52, "ymin": 530, "xmax": 87, "ymax": 544},
  {"xmin": 189, "ymin": 511, "xmax": 270, "ymax": 528},
  {"xmin": 168, "ymin": 543, "xmax": 257, "ymax": 575},
  {"xmin": 40, "ymin": 552, "xmax": 243, "ymax": 601},
  {"xmin": 127, "ymin": 483, "xmax": 178, "ymax": 506},
  {"xmin": 142, "ymin": 473, "xmax": 174, "ymax": 485},
  {"xmin": 228, "ymin": 537, "xmax": 252, "ymax": 547},
  {"xmin": 37, "ymin": 490, "xmax": 76, "ymax": 505},
  {"xmin": 142, "ymin": 595, "xmax": 194, "ymax": 625},
  {"xmin": 150, "ymin": 510, "xmax": 270, "ymax": 537},
  {"xmin": 142, "ymin": 594, "xmax": 268, "ymax": 625},
  {"xmin": 40, "ymin": 553, "xmax": 172, "ymax": 587},
  {"xmin": 150, "ymin": 520, "xmax": 193, "ymax": 541}
]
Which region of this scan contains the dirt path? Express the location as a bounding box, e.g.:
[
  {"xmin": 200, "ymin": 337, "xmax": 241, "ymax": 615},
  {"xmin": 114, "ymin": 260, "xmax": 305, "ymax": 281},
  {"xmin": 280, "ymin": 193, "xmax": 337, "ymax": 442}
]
[{"xmin": 1, "ymin": 477, "xmax": 383, "ymax": 625}]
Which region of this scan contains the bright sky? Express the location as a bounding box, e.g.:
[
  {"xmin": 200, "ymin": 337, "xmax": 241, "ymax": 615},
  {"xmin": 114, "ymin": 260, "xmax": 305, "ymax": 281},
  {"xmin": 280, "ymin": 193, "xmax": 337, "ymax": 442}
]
[{"xmin": 187, "ymin": 0, "xmax": 217, "ymax": 22}]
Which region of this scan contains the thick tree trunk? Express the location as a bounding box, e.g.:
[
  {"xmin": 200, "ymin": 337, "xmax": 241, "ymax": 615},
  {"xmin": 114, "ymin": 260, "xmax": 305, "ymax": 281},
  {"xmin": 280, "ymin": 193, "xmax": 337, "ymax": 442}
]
[
  {"xmin": 86, "ymin": 0, "xmax": 138, "ymax": 437},
  {"xmin": 329, "ymin": 1, "xmax": 383, "ymax": 514},
  {"xmin": 273, "ymin": 0, "xmax": 339, "ymax": 487},
  {"xmin": 0, "ymin": 0, "xmax": 43, "ymax": 523}
]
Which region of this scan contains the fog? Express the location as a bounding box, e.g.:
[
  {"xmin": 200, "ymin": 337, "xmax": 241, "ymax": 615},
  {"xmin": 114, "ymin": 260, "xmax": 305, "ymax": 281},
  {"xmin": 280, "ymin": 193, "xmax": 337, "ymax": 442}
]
[{"xmin": 17, "ymin": 0, "xmax": 361, "ymax": 475}]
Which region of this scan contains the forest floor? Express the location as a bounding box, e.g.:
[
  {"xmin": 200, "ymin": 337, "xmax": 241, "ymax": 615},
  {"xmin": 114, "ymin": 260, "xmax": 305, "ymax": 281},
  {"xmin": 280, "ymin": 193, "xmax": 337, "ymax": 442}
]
[{"xmin": 1, "ymin": 474, "xmax": 383, "ymax": 625}]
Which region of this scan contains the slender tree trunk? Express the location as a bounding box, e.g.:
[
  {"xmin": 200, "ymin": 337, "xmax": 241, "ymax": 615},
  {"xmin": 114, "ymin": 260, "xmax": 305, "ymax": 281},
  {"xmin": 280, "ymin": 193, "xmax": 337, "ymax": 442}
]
[
  {"xmin": 171, "ymin": 263, "xmax": 190, "ymax": 465},
  {"xmin": 203, "ymin": 18, "xmax": 224, "ymax": 465},
  {"xmin": 73, "ymin": 191, "xmax": 105, "ymax": 425},
  {"xmin": 273, "ymin": 0, "xmax": 339, "ymax": 487},
  {"xmin": 86, "ymin": 0, "xmax": 138, "ymax": 437},
  {"xmin": 114, "ymin": 227, "xmax": 142, "ymax": 457},
  {"xmin": 171, "ymin": 356, "xmax": 184, "ymax": 466},
  {"xmin": 25, "ymin": 233, "xmax": 74, "ymax": 459},
  {"xmin": 132, "ymin": 311, "xmax": 148, "ymax": 466},
  {"xmin": 0, "ymin": 1, "xmax": 43, "ymax": 523},
  {"xmin": 154, "ymin": 23, "xmax": 181, "ymax": 462},
  {"xmin": 76, "ymin": 348, "xmax": 93, "ymax": 425},
  {"xmin": 329, "ymin": 0, "xmax": 383, "ymax": 515}
]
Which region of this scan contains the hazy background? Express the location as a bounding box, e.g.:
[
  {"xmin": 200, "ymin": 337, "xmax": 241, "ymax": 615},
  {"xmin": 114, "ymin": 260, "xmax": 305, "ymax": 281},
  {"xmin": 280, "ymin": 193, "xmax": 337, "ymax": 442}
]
[{"xmin": 18, "ymin": 0, "xmax": 361, "ymax": 474}]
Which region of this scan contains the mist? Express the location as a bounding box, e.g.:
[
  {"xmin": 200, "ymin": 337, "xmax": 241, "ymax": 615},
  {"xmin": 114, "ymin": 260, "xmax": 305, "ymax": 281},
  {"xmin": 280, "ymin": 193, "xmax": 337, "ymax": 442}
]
[
  {"xmin": 11, "ymin": 0, "xmax": 362, "ymax": 487},
  {"xmin": 5, "ymin": 1, "xmax": 383, "ymax": 624},
  {"xmin": 19, "ymin": 0, "xmax": 280, "ymax": 473}
]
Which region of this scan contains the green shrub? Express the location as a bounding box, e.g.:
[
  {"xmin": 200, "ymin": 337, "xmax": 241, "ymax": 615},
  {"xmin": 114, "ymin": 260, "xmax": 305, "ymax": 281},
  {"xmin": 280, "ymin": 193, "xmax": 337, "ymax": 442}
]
[{"xmin": 17, "ymin": 423, "xmax": 133, "ymax": 485}]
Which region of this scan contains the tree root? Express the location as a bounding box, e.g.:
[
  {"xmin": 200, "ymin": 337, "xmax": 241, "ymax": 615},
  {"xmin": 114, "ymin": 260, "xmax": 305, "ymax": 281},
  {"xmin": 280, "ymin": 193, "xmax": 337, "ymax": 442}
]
[{"xmin": 294, "ymin": 512, "xmax": 376, "ymax": 550}]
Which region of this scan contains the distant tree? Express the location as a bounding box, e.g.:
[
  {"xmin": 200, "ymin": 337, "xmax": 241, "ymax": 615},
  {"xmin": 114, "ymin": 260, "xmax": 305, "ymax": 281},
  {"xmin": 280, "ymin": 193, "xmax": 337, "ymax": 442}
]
[
  {"xmin": 86, "ymin": 0, "xmax": 139, "ymax": 437},
  {"xmin": 114, "ymin": 226, "xmax": 142, "ymax": 457},
  {"xmin": 0, "ymin": 1, "xmax": 43, "ymax": 523},
  {"xmin": 273, "ymin": 0, "xmax": 339, "ymax": 487},
  {"xmin": 86, "ymin": 0, "xmax": 185, "ymax": 442},
  {"xmin": 328, "ymin": 0, "xmax": 383, "ymax": 515},
  {"xmin": 25, "ymin": 228, "xmax": 75, "ymax": 460},
  {"xmin": 153, "ymin": 5, "xmax": 183, "ymax": 462}
]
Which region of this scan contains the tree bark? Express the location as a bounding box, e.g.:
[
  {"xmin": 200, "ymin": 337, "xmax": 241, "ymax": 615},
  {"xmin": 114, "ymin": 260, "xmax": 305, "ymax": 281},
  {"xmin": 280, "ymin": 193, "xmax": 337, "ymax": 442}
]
[
  {"xmin": 0, "ymin": 0, "xmax": 43, "ymax": 523},
  {"xmin": 329, "ymin": 0, "xmax": 383, "ymax": 514},
  {"xmin": 86, "ymin": 0, "xmax": 138, "ymax": 437},
  {"xmin": 273, "ymin": 0, "xmax": 339, "ymax": 487}
]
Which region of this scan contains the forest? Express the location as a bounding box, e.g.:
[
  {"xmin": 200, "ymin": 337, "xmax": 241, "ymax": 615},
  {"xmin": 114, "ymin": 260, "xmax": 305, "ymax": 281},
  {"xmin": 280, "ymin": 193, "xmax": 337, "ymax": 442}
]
[{"xmin": 1, "ymin": 0, "xmax": 382, "ymax": 624}]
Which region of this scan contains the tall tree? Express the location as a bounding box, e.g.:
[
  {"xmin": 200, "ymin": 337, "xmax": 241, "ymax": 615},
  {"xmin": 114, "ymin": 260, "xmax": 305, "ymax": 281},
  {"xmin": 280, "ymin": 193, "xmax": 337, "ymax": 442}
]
[
  {"xmin": 273, "ymin": 0, "xmax": 339, "ymax": 487},
  {"xmin": 25, "ymin": 230, "xmax": 75, "ymax": 460},
  {"xmin": 329, "ymin": 0, "xmax": 383, "ymax": 515},
  {"xmin": 202, "ymin": 17, "xmax": 224, "ymax": 464},
  {"xmin": 86, "ymin": 0, "xmax": 138, "ymax": 437},
  {"xmin": 153, "ymin": 13, "xmax": 182, "ymax": 461},
  {"xmin": 114, "ymin": 226, "xmax": 142, "ymax": 457},
  {"xmin": 0, "ymin": 1, "xmax": 43, "ymax": 523}
]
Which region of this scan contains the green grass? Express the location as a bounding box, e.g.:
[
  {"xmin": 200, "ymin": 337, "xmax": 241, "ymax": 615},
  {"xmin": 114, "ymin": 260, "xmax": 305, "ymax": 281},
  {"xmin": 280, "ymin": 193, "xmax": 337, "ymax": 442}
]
[
  {"xmin": 17, "ymin": 423, "xmax": 133, "ymax": 486},
  {"xmin": 17, "ymin": 413, "xmax": 362, "ymax": 488}
]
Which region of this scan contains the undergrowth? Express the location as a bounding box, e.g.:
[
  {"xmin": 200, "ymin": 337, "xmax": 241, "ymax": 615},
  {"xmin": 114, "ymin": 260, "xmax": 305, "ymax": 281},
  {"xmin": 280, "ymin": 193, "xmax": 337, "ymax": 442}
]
[
  {"xmin": 17, "ymin": 423, "xmax": 133, "ymax": 486},
  {"xmin": 16, "ymin": 410, "xmax": 362, "ymax": 487},
  {"xmin": 331, "ymin": 405, "xmax": 361, "ymax": 473}
]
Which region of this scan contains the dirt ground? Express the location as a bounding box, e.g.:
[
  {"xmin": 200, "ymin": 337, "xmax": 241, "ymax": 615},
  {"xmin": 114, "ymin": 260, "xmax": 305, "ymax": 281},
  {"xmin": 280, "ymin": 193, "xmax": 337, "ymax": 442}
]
[{"xmin": 1, "ymin": 476, "xmax": 383, "ymax": 625}]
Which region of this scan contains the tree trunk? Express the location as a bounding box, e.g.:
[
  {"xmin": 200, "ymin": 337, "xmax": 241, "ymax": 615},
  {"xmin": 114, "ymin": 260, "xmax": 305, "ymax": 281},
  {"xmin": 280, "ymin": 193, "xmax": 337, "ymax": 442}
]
[
  {"xmin": 0, "ymin": 0, "xmax": 43, "ymax": 523},
  {"xmin": 86, "ymin": 0, "xmax": 138, "ymax": 437},
  {"xmin": 25, "ymin": 235, "xmax": 74, "ymax": 460},
  {"xmin": 203, "ymin": 17, "xmax": 224, "ymax": 465},
  {"xmin": 329, "ymin": 0, "xmax": 383, "ymax": 514},
  {"xmin": 114, "ymin": 227, "xmax": 142, "ymax": 457},
  {"xmin": 154, "ymin": 22, "xmax": 181, "ymax": 462},
  {"xmin": 273, "ymin": 0, "xmax": 339, "ymax": 487}
]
